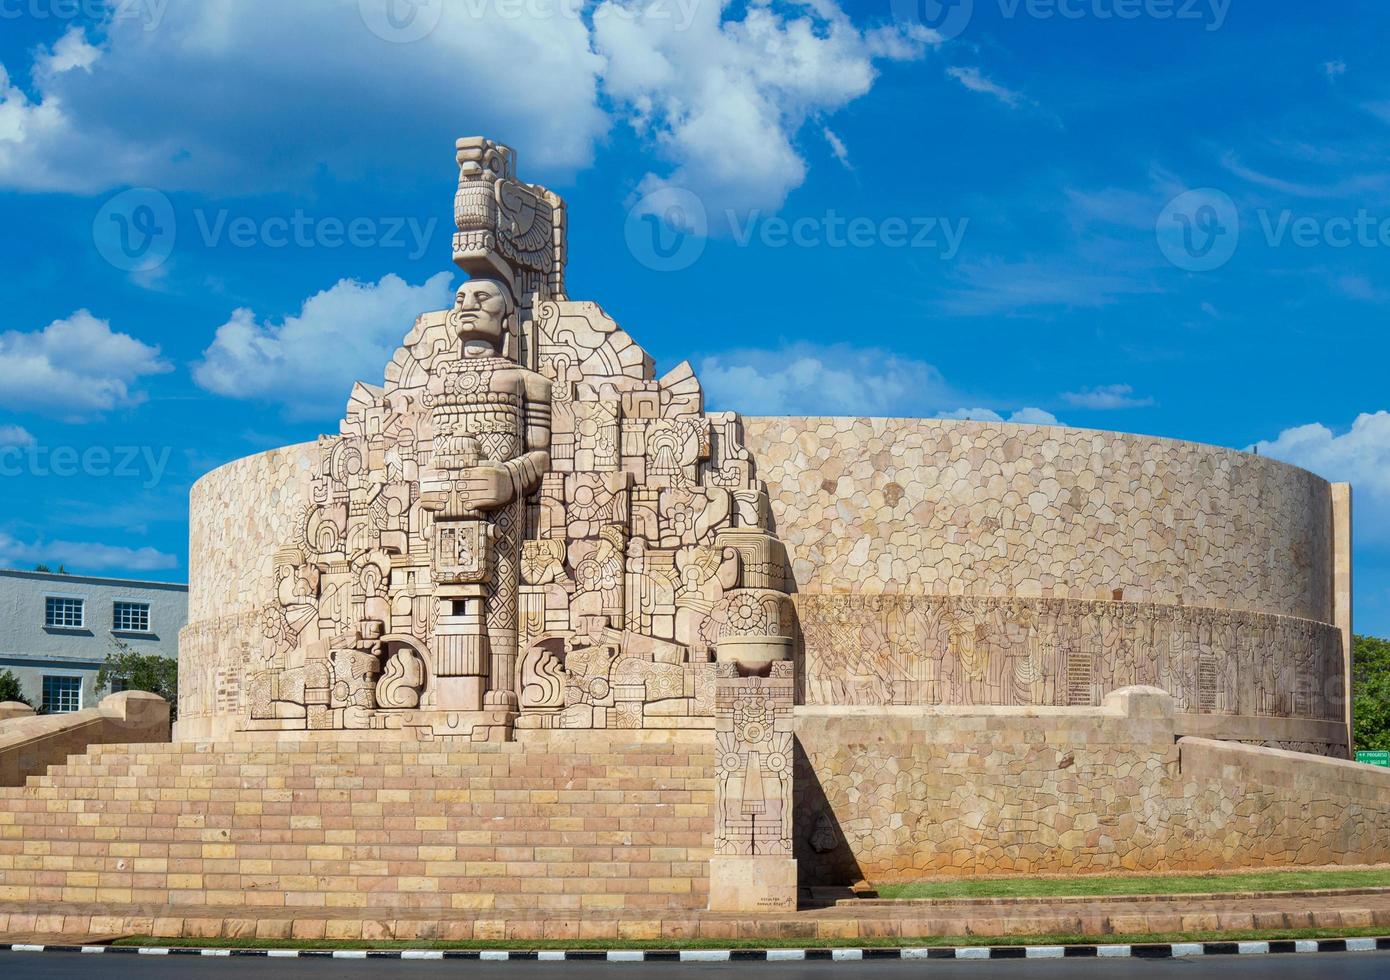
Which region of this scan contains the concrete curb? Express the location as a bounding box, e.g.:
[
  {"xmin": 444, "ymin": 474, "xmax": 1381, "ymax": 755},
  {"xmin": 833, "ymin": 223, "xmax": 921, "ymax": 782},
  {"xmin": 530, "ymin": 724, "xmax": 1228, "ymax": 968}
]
[{"xmin": 1, "ymin": 937, "xmax": 1388, "ymax": 961}]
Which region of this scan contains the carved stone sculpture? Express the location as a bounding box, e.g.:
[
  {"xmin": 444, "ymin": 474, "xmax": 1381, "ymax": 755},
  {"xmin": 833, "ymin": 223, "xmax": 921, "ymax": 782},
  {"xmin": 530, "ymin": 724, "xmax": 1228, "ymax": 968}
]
[{"xmin": 244, "ymin": 139, "xmax": 794, "ymax": 741}]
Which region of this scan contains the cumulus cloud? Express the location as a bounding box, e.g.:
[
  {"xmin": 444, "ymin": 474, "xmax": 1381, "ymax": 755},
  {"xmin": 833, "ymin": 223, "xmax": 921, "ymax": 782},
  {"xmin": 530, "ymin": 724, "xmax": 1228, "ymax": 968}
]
[
  {"xmin": 1061, "ymin": 384, "xmax": 1155, "ymax": 410},
  {"xmin": 699, "ymin": 344, "xmax": 955, "ymax": 417},
  {"xmin": 940, "ymin": 406, "xmax": 1060, "ymax": 425},
  {"xmin": 597, "ymin": 1, "xmax": 932, "ymax": 214},
  {"xmin": 0, "ymin": 311, "xmax": 170, "ymax": 421},
  {"xmin": 0, "ymin": 425, "xmax": 34, "ymax": 447},
  {"xmin": 0, "ymin": 531, "xmax": 178, "ymax": 573},
  {"xmin": 1252, "ymin": 412, "xmax": 1390, "ymax": 543},
  {"xmin": 0, "ymin": 2, "xmax": 606, "ymax": 193},
  {"xmin": 193, "ymin": 272, "xmax": 456, "ymax": 418},
  {"xmin": 0, "ymin": 2, "xmax": 924, "ymax": 213},
  {"xmin": 946, "ymin": 66, "xmax": 1025, "ymax": 108}
]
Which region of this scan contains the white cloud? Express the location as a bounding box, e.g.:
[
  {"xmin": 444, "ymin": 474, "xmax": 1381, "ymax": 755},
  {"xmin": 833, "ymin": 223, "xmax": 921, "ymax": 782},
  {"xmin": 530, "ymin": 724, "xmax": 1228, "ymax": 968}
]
[
  {"xmin": 823, "ymin": 127, "xmax": 851, "ymax": 169},
  {"xmin": 1323, "ymin": 60, "xmax": 1347, "ymax": 79},
  {"xmin": 946, "ymin": 66, "xmax": 1025, "ymax": 108},
  {"xmin": 0, "ymin": 425, "xmax": 35, "ymax": 447},
  {"xmin": 0, "ymin": 531, "xmax": 178, "ymax": 573},
  {"xmin": 0, "ymin": 311, "xmax": 171, "ymax": 421},
  {"xmin": 193, "ymin": 272, "xmax": 455, "ymax": 418},
  {"xmin": 0, "ymin": 3, "xmax": 606, "ymax": 193},
  {"xmin": 37, "ymin": 26, "xmax": 102, "ymax": 77},
  {"xmin": 597, "ymin": 1, "xmax": 931, "ymax": 214},
  {"xmin": 939, "ymin": 406, "xmax": 1059, "ymax": 425},
  {"xmin": 0, "ymin": 2, "xmax": 923, "ymax": 214},
  {"xmin": 699, "ymin": 344, "xmax": 954, "ymax": 417},
  {"xmin": 1252, "ymin": 412, "xmax": 1390, "ymax": 543},
  {"xmin": 1061, "ymin": 384, "xmax": 1154, "ymax": 410}
]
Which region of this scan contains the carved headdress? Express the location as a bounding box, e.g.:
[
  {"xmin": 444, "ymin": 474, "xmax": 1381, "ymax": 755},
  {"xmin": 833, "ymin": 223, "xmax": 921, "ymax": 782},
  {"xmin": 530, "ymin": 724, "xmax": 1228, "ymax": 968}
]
[{"xmin": 453, "ymin": 137, "xmax": 567, "ymax": 315}]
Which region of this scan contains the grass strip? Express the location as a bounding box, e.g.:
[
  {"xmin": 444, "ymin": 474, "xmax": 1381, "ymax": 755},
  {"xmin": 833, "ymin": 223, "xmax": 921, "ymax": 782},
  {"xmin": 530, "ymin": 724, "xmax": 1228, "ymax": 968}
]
[{"xmin": 875, "ymin": 869, "xmax": 1390, "ymax": 900}]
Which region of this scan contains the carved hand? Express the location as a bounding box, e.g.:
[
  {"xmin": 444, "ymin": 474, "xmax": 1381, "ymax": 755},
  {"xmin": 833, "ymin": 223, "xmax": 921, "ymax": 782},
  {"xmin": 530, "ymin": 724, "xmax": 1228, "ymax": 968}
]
[{"xmin": 460, "ymin": 464, "xmax": 515, "ymax": 511}]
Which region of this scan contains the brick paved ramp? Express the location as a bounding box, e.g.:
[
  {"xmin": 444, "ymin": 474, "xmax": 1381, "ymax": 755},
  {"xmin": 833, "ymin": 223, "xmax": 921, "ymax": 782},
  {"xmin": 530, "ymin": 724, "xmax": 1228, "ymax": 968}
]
[{"xmin": 0, "ymin": 735, "xmax": 715, "ymax": 922}]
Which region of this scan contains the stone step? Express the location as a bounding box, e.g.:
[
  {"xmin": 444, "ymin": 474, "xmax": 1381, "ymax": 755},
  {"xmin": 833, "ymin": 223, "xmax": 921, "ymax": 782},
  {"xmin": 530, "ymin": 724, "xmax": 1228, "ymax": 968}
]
[{"xmin": 0, "ymin": 737, "xmax": 717, "ymax": 912}]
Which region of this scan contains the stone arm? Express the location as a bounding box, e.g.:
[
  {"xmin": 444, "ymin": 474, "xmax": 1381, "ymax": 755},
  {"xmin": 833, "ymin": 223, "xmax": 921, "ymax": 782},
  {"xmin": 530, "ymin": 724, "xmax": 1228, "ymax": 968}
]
[{"xmin": 501, "ymin": 370, "xmax": 553, "ymax": 501}]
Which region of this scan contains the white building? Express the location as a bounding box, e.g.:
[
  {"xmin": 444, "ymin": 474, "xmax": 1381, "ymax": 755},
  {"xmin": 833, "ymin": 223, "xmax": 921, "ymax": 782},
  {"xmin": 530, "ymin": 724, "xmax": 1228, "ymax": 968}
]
[{"xmin": 0, "ymin": 568, "xmax": 187, "ymax": 713}]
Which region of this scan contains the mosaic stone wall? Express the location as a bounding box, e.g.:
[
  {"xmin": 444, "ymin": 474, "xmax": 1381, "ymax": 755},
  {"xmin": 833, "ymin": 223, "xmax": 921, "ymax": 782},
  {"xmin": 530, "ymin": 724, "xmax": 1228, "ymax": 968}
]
[
  {"xmin": 794, "ymin": 689, "xmax": 1390, "ymax": 883},
  {"xmin": 180, "ymin": 443, "xmax": 318, "ymax": 739},
  {"xmin": 743, "ymin": 417, "xmax": 1334, "ymax": 621},
  {"xmin": 183, "ymin": 417, "xmax": 1345, "ymax": 743},
  {"xmin": 795, "ymin": 594, "xmax": 1345, "ymax": 728}
]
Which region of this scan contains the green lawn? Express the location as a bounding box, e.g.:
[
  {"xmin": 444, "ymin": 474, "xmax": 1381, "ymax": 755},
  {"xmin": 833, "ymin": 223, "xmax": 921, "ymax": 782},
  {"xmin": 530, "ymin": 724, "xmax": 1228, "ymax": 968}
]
[
  {"xmin": 874, "ymin": 868, "xmax": 1390, "ymax": 901},
  {"xmin": 112, "ymin": 925, "xmax": 1390, "ymax": 952}
]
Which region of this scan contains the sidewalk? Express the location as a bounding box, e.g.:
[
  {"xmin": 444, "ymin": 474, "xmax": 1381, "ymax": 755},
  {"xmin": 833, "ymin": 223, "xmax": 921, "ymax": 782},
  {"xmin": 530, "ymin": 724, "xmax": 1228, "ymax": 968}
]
[{"xmin": 4, "ymin": 888, "xmax": 1390, "ymax": 944}]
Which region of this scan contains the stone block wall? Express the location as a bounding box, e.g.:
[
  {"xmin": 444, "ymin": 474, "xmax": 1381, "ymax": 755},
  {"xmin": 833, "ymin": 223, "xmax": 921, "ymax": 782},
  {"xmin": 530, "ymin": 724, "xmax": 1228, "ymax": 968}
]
[{"xmin": 794, "ymin": 687, "xmax": 1390, "ymax": 885}]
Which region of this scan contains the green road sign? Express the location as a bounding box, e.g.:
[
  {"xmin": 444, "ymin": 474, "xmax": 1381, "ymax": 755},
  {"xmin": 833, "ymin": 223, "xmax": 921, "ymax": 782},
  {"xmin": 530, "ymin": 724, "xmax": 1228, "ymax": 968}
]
[{"xmin": 1355, "ymin": 750, "xmax": 1390, "ymax": 767}]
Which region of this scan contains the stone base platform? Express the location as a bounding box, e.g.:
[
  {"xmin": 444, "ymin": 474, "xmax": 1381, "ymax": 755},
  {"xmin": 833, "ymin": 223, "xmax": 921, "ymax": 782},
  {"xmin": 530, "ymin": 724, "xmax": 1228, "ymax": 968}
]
[
  {"xmin": 4, "ymin": 890, "xmax": 1390, "ymax": 944},
  {"xmin": 0, "ymin": 735, "xmax": 715, "ymax": 914}
]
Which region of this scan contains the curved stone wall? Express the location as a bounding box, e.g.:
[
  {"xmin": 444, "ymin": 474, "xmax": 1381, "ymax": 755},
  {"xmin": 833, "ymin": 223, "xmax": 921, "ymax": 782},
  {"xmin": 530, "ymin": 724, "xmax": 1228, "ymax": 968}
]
[
  {"xmin": 182, "ymin": 418, "xmax": 1346, "ymax": 747},
  {"xmin": 179, "ymin": 442, "xmax": 318, "ymax": 739},
  {"xmin": 743, "ymin": 417, "xmax": 1333, "ymax": 621}
]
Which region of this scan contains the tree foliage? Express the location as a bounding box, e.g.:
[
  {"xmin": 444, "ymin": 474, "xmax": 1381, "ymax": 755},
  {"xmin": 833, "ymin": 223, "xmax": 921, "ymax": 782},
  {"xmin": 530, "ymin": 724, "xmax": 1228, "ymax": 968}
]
[
  {"xmin": 1353, "ymin": 634, "xmax": 1390, "ymax": 752},
  {"xmin": 0, "ymin": 669, "xmax": 30, "ymax": 707},
  {"xmin": 97, "ymin": 640, "xmax": 179, "ymax": 721}
]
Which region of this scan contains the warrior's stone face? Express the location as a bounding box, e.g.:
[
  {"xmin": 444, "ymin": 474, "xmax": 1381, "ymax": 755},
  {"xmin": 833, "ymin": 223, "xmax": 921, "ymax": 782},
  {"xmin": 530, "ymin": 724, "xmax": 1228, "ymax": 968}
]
[{"xmin": 453, "ymin": 280, "xmax": 512, "ymax": 355}]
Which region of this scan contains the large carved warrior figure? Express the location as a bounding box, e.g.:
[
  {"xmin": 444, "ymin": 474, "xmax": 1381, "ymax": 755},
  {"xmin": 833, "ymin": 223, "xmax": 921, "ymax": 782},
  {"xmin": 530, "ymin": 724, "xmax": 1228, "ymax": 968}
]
[{"xmin": 248, "ymin": 139, "xmax": 793, "ymax": 739}]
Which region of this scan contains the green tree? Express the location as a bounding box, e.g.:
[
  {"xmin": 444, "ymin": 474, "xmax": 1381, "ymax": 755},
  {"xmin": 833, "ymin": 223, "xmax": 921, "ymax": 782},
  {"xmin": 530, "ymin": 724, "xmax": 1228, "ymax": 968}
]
[
  {"xmin": 0, "ymin": 669, "xmax": 30, "ymax": 707},
  {"xmin": 96, "ymin": 640, "xmax": 179, "ymax": 721},
  {"xmin": 1352, "ymin": 634, "xmax": 1390, "ymax": 752}
]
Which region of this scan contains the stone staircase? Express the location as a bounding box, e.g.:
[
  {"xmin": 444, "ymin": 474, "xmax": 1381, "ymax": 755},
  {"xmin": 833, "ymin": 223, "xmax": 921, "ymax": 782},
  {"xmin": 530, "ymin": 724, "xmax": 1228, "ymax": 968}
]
[{"xmin": 0, "ymin": 734, "xmax": 716, "ymax": 915}]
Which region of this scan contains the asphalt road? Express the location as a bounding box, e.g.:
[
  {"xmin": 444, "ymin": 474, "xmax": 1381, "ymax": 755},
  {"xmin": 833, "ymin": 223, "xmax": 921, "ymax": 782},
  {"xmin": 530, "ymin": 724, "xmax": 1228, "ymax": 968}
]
[{"xmin": 4, "ymin": 950, "xmax": 1390, "ymax": 978}]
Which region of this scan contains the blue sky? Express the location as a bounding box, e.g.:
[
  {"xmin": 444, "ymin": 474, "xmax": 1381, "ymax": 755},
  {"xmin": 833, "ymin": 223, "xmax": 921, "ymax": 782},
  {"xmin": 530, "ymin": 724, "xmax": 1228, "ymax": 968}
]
[{"xmin": 2, "ymin": 0, "xmax": 1390, "ymax": 631}]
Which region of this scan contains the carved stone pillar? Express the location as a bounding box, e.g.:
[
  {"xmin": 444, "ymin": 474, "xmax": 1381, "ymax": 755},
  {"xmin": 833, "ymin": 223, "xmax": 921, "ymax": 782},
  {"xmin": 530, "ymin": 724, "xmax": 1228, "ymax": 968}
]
[{"xmin": 709, "ymin": 652, "xmax": 797, "ymax": 913}]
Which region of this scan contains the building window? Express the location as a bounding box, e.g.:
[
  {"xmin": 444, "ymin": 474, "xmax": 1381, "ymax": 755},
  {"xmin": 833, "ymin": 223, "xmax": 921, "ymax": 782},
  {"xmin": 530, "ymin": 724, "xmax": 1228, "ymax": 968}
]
[
  {"xmin": 113, "ymin": 601, "xmax": 152, "ymax": 633},
  {"xmin": 42, "ymin": 676, "xmax": 82, "ymax": 714},
  {"xmin": 45, "ymin": 596, "xmax": 85, "ymax": 629}
]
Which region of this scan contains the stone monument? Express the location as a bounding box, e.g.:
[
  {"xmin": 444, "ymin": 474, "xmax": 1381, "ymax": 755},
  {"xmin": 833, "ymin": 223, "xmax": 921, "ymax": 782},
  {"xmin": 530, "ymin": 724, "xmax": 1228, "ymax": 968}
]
[{"xmin": 172, "ymin": 136, "xmax": 1362, "ymax": 915}]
